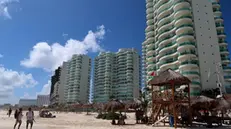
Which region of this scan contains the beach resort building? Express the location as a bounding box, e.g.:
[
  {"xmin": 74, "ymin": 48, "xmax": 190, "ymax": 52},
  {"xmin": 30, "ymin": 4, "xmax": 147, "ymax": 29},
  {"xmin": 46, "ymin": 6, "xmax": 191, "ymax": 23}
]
[
  {"xmin": 50, "ymin": 67, "xmax": 62, "ymax": 105},
  {"xmin": 142, "ymin": 0, "xmax": 231, "ymax": 96},
  {"xmin": 93, "ymin": 49, "xmax": 141, "ymax": 103},
  {"xmin": 65, "ymin": 54, "xmax": 91, "ymax": 104},
  {"xmin": 37, "ymin": 95, "xmax": 50, "ymax": 107}
]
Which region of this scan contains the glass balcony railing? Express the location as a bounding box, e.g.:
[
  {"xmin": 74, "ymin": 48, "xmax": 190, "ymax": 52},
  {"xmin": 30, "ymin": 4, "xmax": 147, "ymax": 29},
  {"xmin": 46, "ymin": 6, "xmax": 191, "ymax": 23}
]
[
  {"xmin": 217, "ymin": 31, "xmax": 226, "ymax": 35},
  {"xmin": 159, "ymin": 26, "xmax": 174, "ymax": 36},
  {"xmin": 176, "ymin": 24, "xmax": 193, "ymax": 30},
  {"xmin": 159, "ymin": 58, "xmax": 178, "ymax": 66},
  {"xmin": 191, "ymin": 81, "xmax": 200, "ymax": 85},
  {"xmin": 179, "ymin": 50, "xmax": 196, "ymax": 56},
  {"xmin": 175, "ymin": 15, "xmax": 192, "ymax": 21},
  {"xmin": 180, "ymin": 60, "xmax": 198, "ymax": 65},
  {"xmin": 159, "ymin": 42, "xmax": 176, "ymax": 51},
  {"xmin": 178, "ymin": 42, "xmax": 195, "ymax": 47},
  {"xmin": 181, "ymin": 71, "xmax": 200, "ymax": 75},
  {"xmin": 224, "ymin": 76, "xmax": 231, "ymax": 79},
  {"xmin": 176, "ymin": 33, "xmax": 194, "ymax": 39},
  {"xmin": 223, "ymin": 66, "xmax": 231, "ymax": 70},
  {"xmin": 221, "ymin": 56, "xmax": 230, "ymax": 60},
  {"xmin": 159, "ymin": 34, "xmax": 174, "ymax": 43},
  {"xmin": 175, "ymin": 8, "xmax": 191, "ymax": 13},
  {"xmin": 220, "ymin": 48, "xmax": 229, "ymax": 52},
  {"xmin": 216, "ymin": 23, "xmax": 224, "ymax": 27}
]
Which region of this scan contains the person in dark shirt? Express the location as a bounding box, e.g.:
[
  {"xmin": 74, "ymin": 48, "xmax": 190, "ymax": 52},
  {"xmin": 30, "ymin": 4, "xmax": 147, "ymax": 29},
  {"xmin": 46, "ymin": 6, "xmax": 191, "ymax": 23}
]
[{"xmin": 8, "ymin": 107, "xmax": 12, "ymax": 117}]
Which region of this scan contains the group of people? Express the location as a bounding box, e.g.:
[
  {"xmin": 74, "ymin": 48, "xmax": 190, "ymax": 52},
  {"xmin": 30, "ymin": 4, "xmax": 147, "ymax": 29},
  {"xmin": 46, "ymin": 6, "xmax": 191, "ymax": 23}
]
[{"xmin": 8, "ymin": 107, "xmax": 35, "ymax": 129}]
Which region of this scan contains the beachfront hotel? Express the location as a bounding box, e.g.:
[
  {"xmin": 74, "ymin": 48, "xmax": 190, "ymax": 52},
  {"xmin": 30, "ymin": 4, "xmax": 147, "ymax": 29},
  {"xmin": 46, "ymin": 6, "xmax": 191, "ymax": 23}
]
[
  {"xmin": 37, "ymin": 95, "xmax": 50, "ymax": 107},
  {"xmin": 93, "ymin": 48, "xmax": 141, "ymax": 103},
  {"xmin": 65, "ymin": 54, "xmax": 91, "ymax": 104},
  {"xmin": 142, "ymin": 0, "xmax": 231, "ymax": 96},
  {"xmin": 50, "ymin": 67, "xmax": 62, "ymax": 105}
]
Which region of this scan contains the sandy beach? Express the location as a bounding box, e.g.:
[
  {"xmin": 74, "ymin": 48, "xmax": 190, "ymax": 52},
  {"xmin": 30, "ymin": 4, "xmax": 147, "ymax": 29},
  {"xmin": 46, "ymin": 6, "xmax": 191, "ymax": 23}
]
[{"xmin": 0, "ymin": 110, "xmax": 229, "ymax": 129}]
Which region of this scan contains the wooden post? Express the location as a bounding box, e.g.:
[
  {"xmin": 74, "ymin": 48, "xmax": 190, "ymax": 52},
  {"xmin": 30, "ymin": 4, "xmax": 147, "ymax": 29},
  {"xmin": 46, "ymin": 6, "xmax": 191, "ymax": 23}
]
[
  {"xmin": 171, "ymin": 81, "xmax": 177, "ymax": 129},
  {"xmin": 188, "ymin": 84, "xmax": 192, "ymax": 126}
]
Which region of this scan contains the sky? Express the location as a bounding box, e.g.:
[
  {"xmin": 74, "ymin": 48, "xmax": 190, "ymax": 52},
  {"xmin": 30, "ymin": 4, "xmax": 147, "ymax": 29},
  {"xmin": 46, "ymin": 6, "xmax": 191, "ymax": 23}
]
[{"xmin": 0, "ymin": 0, "xmax": 230, "ymax": 104}]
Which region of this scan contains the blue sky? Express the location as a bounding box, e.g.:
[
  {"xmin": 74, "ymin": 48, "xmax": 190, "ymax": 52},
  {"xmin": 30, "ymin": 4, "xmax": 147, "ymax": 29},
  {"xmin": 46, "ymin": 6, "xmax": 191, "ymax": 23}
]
[{"xmin": 0, "ymin": 0, "xmax": 230, "ymax": 104}]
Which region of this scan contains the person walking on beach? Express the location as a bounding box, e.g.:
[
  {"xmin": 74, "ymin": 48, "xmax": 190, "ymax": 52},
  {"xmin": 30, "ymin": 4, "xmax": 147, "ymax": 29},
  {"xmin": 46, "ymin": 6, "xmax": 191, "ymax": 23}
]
[
  {"xmin": 26, "ymin": 107, "xmax": 34, "ymax": 129},
  {"xmin": 8, "ymin": 107, "xmax": 12, "ymax": 117},
  {"xmin": 14, "ymin": 108, "xmax": 23, "ymax": 129}
]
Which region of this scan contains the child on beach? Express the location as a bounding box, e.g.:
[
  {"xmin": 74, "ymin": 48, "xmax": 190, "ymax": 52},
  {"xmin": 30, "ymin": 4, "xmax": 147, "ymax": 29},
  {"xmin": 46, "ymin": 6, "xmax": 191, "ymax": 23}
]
[{"xmin": 14, "ymin": 108, "xmax": 23, "ymax": 129}]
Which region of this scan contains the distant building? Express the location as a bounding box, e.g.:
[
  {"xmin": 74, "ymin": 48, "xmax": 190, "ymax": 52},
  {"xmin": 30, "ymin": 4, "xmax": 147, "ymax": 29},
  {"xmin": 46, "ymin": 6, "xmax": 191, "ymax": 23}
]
[
  {"xmin": 18, "ymin": 99, "xmax": 37, "ymax": 107},
  {"xmin": 93, "ymin": 48, "xmax": 141, "ymax": 103},
  {"xmin": 37, "ymin": 95, "xmax": 50, "ymax": 106}
]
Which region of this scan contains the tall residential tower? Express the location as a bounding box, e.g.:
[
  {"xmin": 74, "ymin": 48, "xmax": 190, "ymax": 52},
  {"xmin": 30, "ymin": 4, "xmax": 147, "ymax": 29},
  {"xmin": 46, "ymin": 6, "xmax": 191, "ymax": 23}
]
[
  {"xmin": 142, "ymin": 0, "xmax": 231, "ymax": 95},
  {"xmin": 65, "ymin": 54, "xmax": 91, "ymax": 104},
  {"xmin": 93, "ymin": 49, "xmax": 141, "ymax": 103}
]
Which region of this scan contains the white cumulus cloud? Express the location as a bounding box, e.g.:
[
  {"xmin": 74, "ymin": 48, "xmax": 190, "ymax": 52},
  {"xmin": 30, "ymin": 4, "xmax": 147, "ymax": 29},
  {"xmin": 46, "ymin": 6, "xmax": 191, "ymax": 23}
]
[
  {"xmin": 0, "ymin": 0, "xmax": 19, "ymax": 19},
  {"xmin": 0, "ymin": 65, "xmax": 38, "ymax": 99},
  {"xmin": 21, "ymin": 25, "xmax": 105, "ymax": 71},
  {"xmin": 37, "ymin": 80, "xmax": 51, "ymax": 95}
]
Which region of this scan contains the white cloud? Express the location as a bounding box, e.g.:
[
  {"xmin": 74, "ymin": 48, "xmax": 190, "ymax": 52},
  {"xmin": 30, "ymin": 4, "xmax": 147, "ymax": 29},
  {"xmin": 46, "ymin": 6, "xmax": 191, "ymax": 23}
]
[
  {"xmin": 36, "ymin": 80, "xmax": 51, "ymax": 95},
  {"xmin": 0, "ymin": 54, "xmax": 3, "ymax": 58},
  {"xmin": 21, "ymin": 25, "xmax": 105, "ymax": 71},
  {"xmin": 0, "ymin": 0, "xmax": 19, "ymax": 19},
  {"xmin": 0, "ymin": 65, "xmax": 38, "ymax": 99}
]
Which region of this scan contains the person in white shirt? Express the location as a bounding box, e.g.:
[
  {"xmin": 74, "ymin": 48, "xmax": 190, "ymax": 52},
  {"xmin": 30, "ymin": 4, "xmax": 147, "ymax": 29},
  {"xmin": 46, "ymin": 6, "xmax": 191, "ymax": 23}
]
[
  {"xmin": 26, "ymin": 107, "xmax": 34, "ymax": 129},
  {"xmin": 14, "ymin": 108, "xmax": 23, "ymax": 129}
]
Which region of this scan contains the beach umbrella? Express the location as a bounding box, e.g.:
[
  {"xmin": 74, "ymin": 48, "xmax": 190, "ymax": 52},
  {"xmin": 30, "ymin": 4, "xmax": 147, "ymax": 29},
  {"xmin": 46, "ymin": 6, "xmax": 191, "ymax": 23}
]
[
  {"xmin": 104, "ymin": 99, "xmax": 125, "ymax": 112},
  {"xmin": 125, "ymin": 99, "xmax": 142, "ymax": 109},
  {"xmin": 191, "ymin": 95, "xmax": 215, "ymax": 105},
  {"xmin": 214, "ymin": 98, "xmax": 230, "ymax": 110}
]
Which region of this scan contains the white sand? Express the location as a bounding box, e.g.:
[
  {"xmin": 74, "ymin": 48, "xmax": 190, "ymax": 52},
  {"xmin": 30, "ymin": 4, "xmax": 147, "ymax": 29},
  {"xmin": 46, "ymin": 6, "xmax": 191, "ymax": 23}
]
[{"xmin": 0, "ymin": 110, "xmax": 228, "ymax": 129}]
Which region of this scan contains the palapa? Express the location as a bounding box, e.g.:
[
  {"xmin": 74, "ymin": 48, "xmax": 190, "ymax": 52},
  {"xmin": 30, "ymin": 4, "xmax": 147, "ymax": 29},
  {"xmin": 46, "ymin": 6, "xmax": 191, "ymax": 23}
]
[
  {"xmin": 148, "ymin": 68, "xmax": 191, "ymax": 86},
  {"xmin": 214, "ymin": 98, "xmax": 230, "ymax": 110},
  {"xmin": 191, "ymin": 95, "xmax": 215, "ymax": 105},
  {"xmin": 104, "ymin": 99, "xmax": 125, "ymax": 112}
]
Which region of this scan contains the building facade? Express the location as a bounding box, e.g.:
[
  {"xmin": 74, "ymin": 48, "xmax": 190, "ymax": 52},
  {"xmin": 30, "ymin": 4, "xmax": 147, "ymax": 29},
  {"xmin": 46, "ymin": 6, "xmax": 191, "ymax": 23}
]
[
  {"xmin": 142, "ymin": 0, "xmax": 231, "ymax": 95},
  {"xmin": 18, "ymin": 99, "xmax": 37, "ymax": 107},
  {"xmin": 37, "ymin": 95, "xmax": 50, "ymax": 106},
  {"xmin": 93, "ymin": 49, "xmax": 141, "ymax": 103},
  {"xmin": 58, "ymin": 62, "xmax": 68, "ymax": 104},
  {"xmin": 50, "ymin": 67, "xmax": 61, "ymax": 105},
  {"xmin": 65, "ymin": 54, "xmax": 91, "ymax": 104}
]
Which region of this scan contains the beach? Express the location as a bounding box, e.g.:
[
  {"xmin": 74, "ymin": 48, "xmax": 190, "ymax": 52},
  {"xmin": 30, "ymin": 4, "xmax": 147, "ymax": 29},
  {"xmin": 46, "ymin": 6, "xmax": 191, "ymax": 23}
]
[{"xmin": 0, "ymin": 110, "xmax": 229, "ymax": 129}]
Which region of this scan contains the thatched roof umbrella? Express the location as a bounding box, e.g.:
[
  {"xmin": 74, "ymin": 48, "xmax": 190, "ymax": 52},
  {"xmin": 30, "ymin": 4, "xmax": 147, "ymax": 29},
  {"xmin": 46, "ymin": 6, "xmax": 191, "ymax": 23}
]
[
  {"xmin": 125, "ymin": 99, "xmax": 142, "ymax": 110},
  {"xmin": 148, "ymin": 69, "xmax": 191, "ymax": 86},
  {"xmin": 214, "ymin": 98, "xmax": 230, "ymax": 110},
  {"xmin": 148, "ymin": 68, "xmax": 191, "ymax": 129},
  {"xmin": 104, "ymin": 99, "xmax": 125, "ymax": 112},
  {"xmin": 191, "ymin": 95, "xmax": 215, "ymax": 109}
]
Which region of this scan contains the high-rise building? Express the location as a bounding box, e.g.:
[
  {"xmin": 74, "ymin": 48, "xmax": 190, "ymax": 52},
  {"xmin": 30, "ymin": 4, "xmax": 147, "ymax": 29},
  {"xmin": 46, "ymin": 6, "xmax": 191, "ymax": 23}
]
[
  {"xmin": 37, "ymin": 95, "xmax": 50, "ymax": 107},
  {"xmin": 65, "ymin": 54, "xmax": 91, "ymax": 104},
  {"xmin": 50, "ymin": 67, "xmax": 61, "ymax": 105},
  {"xmin": 93, "ymin": 49, "xmax": 141, "ymax": 103},
  {"xmin": 93, "ymin": 52, "xmax": 117, "ymax": 103},
  {"xmin": 142, "ymin": 0, "xmax": 231, "ymax": 95},
  {"xmin": 58, "ymin": 62, "xmax": 68, "ymax": 104}
]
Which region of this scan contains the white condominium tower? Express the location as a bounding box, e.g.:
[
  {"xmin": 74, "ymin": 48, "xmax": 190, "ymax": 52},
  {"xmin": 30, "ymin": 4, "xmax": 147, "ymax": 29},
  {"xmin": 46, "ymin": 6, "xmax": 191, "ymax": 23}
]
[
  {"xmin": 65, "ymin": 54, "xmax": 91, "ymax": 104},
  {"xmin": 142, "ymin": 0, "xmax": 231, "ymax": 95},
  {"xmin": 93, "ymin": 49, "xmax": 141, "ymax": 103}
]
